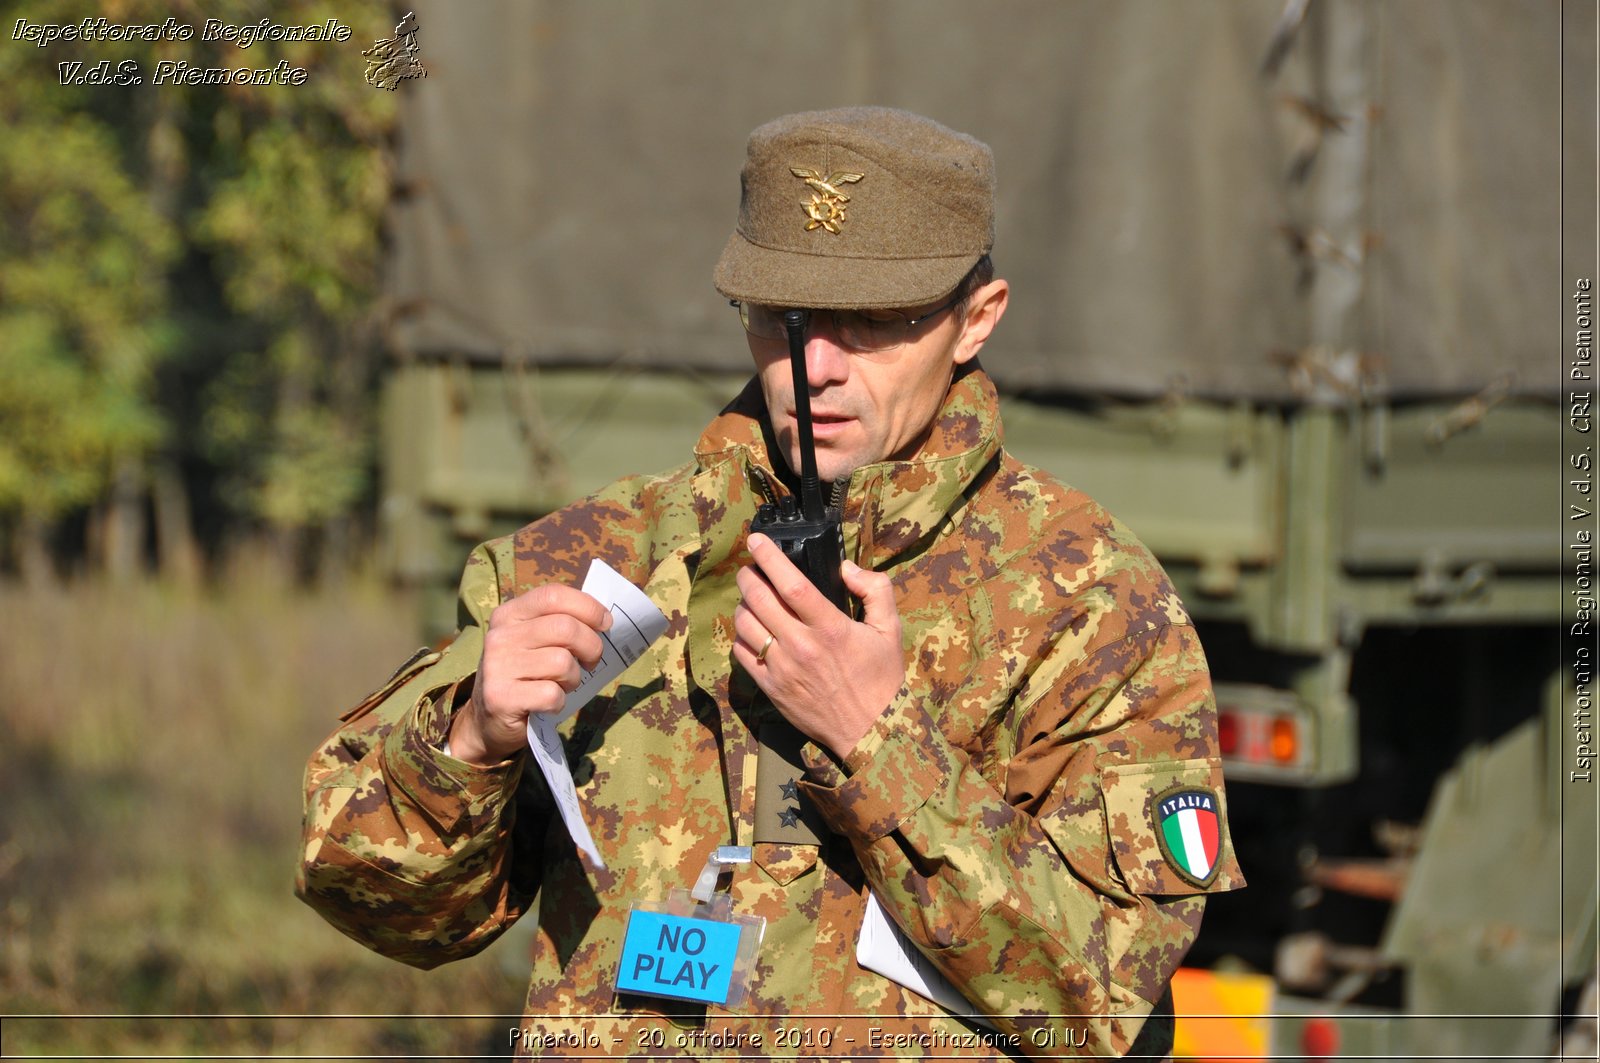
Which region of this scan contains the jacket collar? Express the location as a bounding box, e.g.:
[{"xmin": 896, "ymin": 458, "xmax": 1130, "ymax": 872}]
[{"xmin": 692, "ymin": 362, "xmax": 1003, "ymax": 571}]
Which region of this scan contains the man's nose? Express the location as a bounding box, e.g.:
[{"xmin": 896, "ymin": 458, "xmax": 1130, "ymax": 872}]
[{"xmin": 804, "ymin": 316, "xmax": 851, "ymax": 389}]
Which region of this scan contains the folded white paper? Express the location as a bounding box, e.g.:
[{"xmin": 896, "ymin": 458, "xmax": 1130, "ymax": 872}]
[
  {"xmin": 857, "ymin": 891, "xmax": 995, "ymax": 1029},
  {"xmin": 525, "ymin": 558, "xmax": 668, "ymax": 870}
]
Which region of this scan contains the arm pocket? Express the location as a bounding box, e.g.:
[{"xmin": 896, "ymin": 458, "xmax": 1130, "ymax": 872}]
[{"xmin": 1100, "ymin": 757, "xmax": 1245, "ymax": 896}]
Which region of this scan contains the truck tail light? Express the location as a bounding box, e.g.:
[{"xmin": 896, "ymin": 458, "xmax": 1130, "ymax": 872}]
[
  {"xmin": 1270, "ymin": 716, "xmax": 1299, "ymax": 762},
  {"xmin": 1218, "ymin": 712, "xmax": 1240, "ymax": 755},
  {"xmin": 1211, "ymin": 683, "xmax": 1313, "ymax": 781}
]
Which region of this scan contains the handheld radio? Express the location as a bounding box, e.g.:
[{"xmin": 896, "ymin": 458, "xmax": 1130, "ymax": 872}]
[{"xmin": 748, "ymin": 309, "xmax": 850, "ymax": 614}]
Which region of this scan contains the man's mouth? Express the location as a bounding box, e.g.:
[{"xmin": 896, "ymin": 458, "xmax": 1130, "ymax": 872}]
[{"xmin": 801, "ymin": 411, "xmax": 853, "ymax": 438}]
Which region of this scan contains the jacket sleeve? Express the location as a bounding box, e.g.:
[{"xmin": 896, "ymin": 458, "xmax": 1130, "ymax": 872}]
[
  {"xmin": 295, "ymin": 539, "xmax": 550, "ymax": 969},
  {"xmin": 799, "ymin": 615, "xmax": 1245, "ymax": 1057}
]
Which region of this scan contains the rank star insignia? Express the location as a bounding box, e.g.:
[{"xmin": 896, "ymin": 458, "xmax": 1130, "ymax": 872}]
[
  {"xmin": 778, "ymin": 807, "xmax": 801, "ymax": 828},
  {"xmin": 792, "ymin": 167, "xmax": 863, "ymax": 234},
  {"xmin": 778, "ymin": 779, "xmax": 798, "ymax": 801},
  {"xmin": 1151, "ymin": 785, "xmax": 1223, "ymax": 888}
]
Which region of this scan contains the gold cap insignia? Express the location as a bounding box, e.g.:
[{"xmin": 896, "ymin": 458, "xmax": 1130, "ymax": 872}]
[{"xmin": 791, "ymin": 167, "xmax": 864, "ymax": 234}]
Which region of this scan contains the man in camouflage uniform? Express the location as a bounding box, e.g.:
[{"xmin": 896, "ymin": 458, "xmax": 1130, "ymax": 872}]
[{"xmin": 298, "ymin": 107, "xmax": 1243, "ymax": 1059}]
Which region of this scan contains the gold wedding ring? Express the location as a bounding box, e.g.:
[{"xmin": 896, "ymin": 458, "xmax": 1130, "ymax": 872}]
[{"xmin": 757, "ymin": 634, "xmax": 776, "ymax": 662}]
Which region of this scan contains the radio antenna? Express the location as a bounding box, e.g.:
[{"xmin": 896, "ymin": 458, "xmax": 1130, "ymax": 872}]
[{"xmin": 782, "ymin": 309, "xmax": 827, "ymax": 521}]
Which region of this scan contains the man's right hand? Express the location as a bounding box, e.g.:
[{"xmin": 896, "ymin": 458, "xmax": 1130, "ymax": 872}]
[{"xmin": 447, "ymin": 584, "xmax": 613, "ymax": 767}]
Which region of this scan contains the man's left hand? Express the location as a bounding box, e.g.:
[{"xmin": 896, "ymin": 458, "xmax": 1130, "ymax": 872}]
[{"xmin": 733, "ymin": 531, "xmax": 905, "ymax": 758}]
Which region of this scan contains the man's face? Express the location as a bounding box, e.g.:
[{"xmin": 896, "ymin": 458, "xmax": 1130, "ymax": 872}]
[{"xmin": 748, "ymin": 281, "xmax": 1008, "ymax": 483}]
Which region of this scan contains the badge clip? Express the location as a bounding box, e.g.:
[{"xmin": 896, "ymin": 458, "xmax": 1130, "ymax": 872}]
[{"xmin": 690, "ymin": 845, "xmax": 752, "ymax": 909}]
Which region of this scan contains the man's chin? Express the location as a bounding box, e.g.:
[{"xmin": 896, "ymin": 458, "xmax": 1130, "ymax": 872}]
[
  {"xmin": 817, "ymin": 457, "xmax": 862, "ymax": 486},
  {"xmin": 782, "ymin": 448, "xmax": 857, "ymax": 488}
]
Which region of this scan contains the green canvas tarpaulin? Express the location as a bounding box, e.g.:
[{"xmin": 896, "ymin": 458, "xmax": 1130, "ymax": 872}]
[{"xmin": 386, "ymin": 0, "xmax": 1569, "ymax": 400}]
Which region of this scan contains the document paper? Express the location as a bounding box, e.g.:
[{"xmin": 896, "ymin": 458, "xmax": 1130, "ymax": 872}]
[
  {"xmin": 525, "ymin": 558, "xmax": 668, "ymax": 870},
  {"xmin": 857, "ymin": 891, "xmax": 996, "ymax": 1029}
]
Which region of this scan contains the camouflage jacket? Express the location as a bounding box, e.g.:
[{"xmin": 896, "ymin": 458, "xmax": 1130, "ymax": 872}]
[{"xmin": 298, "ymin": 365, "xmax": 1244, "ymax": 1059}]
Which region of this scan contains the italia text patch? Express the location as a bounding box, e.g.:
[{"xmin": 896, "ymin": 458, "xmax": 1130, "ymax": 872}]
[{"xmin": 1151, "ymin": 785, "xmax": 1222, "ymax": 888}]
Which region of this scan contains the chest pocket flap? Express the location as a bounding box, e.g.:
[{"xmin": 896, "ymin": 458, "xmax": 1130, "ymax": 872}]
[{"xmin": 1101, "ymin": 757, "xmax": 1245, "ymax": 896}]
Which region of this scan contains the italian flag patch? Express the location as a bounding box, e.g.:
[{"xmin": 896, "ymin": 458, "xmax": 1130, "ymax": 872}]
[{"xmin": 1152, "ymin": 786, "xmax": 1223, "ymax": 888}]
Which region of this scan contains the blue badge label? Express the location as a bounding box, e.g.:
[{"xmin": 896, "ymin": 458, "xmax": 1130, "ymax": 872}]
[{"xmin": 616, "ymin": 911, "xmax": 742, "ymax": 1005}]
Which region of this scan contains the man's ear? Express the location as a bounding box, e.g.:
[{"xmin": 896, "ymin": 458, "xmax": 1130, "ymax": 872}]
[{"xmin": 952, "ymin": 279, "xmax": 1009, "ymax": 366}]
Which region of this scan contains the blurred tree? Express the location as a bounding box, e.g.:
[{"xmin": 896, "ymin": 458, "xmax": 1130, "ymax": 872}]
[
  {"xmin": 0, "ymin": 36, "xmax": 175, "ymax": 583},
  {"xmin": 0, "ymin": 0, "xmax": 395, "ymax": 583}
]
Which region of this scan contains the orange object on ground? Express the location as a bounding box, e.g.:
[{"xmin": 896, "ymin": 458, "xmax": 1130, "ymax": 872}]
[{"xmin": 1170, "ymin": 966, "xmax": 1274, "ymax": 1060}]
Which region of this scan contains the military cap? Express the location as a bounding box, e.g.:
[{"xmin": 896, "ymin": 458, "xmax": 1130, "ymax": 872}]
[{"xmin": 714, "ymin": 106, "xmax": 994, "ymax": 311}]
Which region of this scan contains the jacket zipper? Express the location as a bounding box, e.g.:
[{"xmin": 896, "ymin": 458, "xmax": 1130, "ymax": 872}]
[
  {"xmin": 749, "ymin": 464, "xmax": 781, "ymax": 508},
  {"xmin": 749, "ymin": 463, "xmax": 849, "ymax": 515}
]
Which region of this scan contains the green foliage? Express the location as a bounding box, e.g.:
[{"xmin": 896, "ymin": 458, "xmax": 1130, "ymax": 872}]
[
  {"xmin": 198, "ymin": 121, "xmax": 388, "ymax": 320},
  {"xmin": 202, "ymin": 335, "xmax": 370, "ymax": 527},
  {"xmin": 256, "ymin": 403, "xmax": 371, "ymax": 527},
  {"xmin": 0, "ymin": 85, "xmax": 176, "ymax": 517},
  {"xmin": 0, "ymin": 0, "xmax": 398, "ymax": 563},
  {"xmin": 0, "ymin": 314, "xmax": 144, "ymax": 513}
]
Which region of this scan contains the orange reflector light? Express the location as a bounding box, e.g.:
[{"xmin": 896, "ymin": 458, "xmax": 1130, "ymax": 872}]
[
  {"xmin": 1269, "ymin": 716, "xmax": 1298, "ymax": 762},
  {"xmin": 1218, "ymin": 713, "xmax": 1239, "ymax": 756},
  {"xmin": 1302, "ymin": 1015, "xmax": 1340, "ymax": 1057}
]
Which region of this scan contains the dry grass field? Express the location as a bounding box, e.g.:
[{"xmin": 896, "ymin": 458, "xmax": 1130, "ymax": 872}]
[{"xmin": 0, "ymin": 573, "xmax": 527, "ymax": 1059}]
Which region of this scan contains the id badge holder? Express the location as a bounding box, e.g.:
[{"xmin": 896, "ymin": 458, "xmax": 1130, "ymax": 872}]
[{"xmin": 615, "ymin": 846, "xmax": 766, "ymax": 1008}]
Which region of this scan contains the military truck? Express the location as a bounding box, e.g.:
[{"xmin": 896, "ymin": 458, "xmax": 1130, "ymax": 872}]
[{"xmin": 376, "ymin": 2, "xmax": 1596, "ymax": 1057}]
